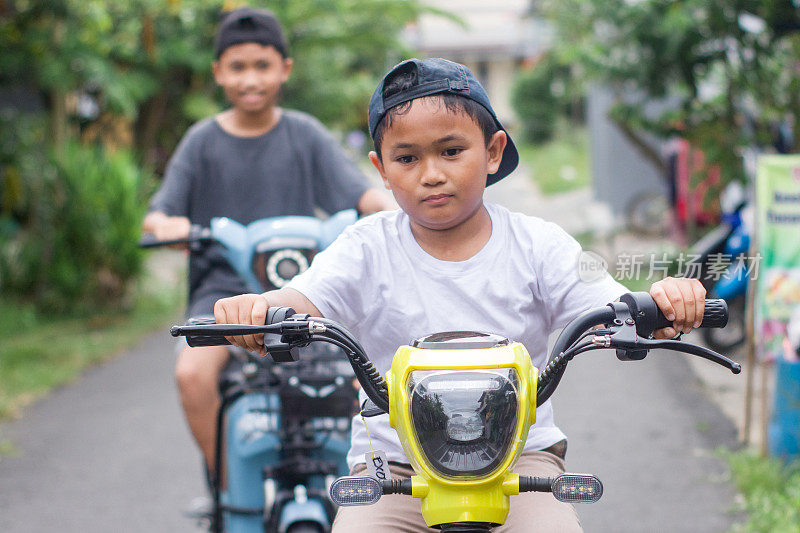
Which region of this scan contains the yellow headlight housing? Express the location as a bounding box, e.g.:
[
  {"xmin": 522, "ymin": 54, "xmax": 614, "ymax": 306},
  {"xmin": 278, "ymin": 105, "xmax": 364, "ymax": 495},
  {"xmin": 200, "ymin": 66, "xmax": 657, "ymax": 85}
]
[{"xmin": 385, "ymin": 332, "xmax": 538, "ymax": 527}]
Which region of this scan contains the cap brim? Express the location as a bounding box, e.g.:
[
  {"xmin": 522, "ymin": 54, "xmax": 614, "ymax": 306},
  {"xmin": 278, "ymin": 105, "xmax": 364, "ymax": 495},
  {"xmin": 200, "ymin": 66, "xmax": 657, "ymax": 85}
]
[{"xmin": 487, "ymin": 131, "xmax": 519, "ymax": 186}]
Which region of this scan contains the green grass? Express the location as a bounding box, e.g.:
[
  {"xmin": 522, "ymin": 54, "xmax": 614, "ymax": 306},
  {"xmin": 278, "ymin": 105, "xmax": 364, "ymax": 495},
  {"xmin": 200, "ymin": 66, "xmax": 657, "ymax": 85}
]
[
  {"xmin": 724, "ymin": 450, "xmax": 800, "ymax": 532},
  {"xmin": 0, "ymin": 277, "xmax": 184, "ymax": 420},
  {"xmin": 517, "ymin": 126, "xmax": 591, "ymax": 195}
]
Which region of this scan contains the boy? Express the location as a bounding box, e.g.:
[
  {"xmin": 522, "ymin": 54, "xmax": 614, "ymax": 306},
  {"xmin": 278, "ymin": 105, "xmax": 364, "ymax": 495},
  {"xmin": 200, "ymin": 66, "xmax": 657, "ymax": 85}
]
[
  {"xmin": 213, "ymin": 58, "xmax": 707, "ymax": 531},
  {"xmin": 143, "ymin": 7, "xmax": 395, "ymax": 478}
]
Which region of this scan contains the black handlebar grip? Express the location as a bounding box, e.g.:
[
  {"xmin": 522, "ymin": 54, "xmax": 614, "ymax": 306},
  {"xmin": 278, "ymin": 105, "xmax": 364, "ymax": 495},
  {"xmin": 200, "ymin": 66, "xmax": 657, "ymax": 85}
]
[
  {"xmin": 655, "ymin": 299, "xmax": 729, "ymax": 330},
  {"xmin": 181, "ymin": 315, "xmax": 231, "ymax": 347},
  {"xmin": 178, "ymin": 307, "xmax": 296, "ymax": 348},
  {"xmin": 138, "ymin": 234, "xmax": 162, "ymax": 248},
  {"xmin": 186, "ymin": 335, "xmax": 232, "ymax": 347}
]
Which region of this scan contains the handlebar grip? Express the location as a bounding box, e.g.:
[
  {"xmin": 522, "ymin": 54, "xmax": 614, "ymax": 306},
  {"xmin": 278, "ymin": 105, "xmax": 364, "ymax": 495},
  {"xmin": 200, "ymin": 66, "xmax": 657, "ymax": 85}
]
[
  {"xmin": 182, "ymin": 316, "xmax": 231, "ymax": 347},
  {"xmin": 180, "ymin": 308, "xmax": 295, "ymax": 348},
  {"xmin": 655, "ymin": 299, "xmax": 729, "ymax": 330},
  {"xmin": 186, "ymin": 335, "xmax": 231, "ymax": 347},
  {"xmin": 138, "ymin": 234, "xmax": 163, "ymax": 248}
]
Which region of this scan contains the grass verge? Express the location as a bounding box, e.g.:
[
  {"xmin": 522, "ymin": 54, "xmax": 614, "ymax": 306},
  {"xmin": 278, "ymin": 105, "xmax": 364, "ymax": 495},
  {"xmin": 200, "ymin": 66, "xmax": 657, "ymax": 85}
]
[
  {"xmin": 0, "ymin": 269, "xmax": 184, "ymax": 420},
  {"xmin": 517, "ymin": 126, "xmax": 591, "ymax": 195},
  {"xmin": 724, "ymin": 449, "xmax": 800, "ymax": 532}
]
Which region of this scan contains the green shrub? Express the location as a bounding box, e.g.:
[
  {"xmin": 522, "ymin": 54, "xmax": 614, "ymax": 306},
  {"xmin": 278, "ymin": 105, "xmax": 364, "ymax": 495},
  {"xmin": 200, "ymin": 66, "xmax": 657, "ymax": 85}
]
[
  {"xmin": 0, "ymin": 139, "xmax": 152, "ymax": 312},
  {"xmin": 725, "ymin": 450, "xmax": 800, "ymax": 532},
  {"xmin": 511, "ymin": 60, "xmax": 560, "ymax": 144}
]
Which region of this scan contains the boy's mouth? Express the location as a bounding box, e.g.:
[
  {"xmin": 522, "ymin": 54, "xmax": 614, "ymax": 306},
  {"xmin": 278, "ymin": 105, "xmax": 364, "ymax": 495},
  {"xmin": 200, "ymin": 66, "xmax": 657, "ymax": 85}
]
[
  {"xmin": 240, "ymin": 92, "xmax": 266, "ymax": 104},
  {"xmin": 423, "ymin": 193, "xmax": 454, "ymax": 205}
]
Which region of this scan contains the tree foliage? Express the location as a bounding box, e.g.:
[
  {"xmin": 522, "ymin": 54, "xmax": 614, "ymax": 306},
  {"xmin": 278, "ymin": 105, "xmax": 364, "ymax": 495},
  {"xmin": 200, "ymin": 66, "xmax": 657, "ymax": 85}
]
[
  {"xmin": 543, "ymin": 0, "xmax": 800, "ymax": 182},
  {"xmin": 1, "ymin": 0, "xmax": 430, "ymax": 166},
  {"xmin": 0, "ymin": 0, "xmax": 434, "ymax": 309}
]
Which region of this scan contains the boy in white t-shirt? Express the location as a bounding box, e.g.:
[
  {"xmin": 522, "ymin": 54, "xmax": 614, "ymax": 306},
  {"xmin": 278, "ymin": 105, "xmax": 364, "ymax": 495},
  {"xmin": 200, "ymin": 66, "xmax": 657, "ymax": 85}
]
[{"xmin": 213, "ymin": 58, "xmax": 708, "ymax": 532}]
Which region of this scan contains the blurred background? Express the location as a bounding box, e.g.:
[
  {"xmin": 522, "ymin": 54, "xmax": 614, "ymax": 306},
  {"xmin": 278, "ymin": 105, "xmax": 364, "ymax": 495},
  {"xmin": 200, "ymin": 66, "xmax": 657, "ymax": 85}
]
[{"xmin": 2, "ymin": 1, "xmax": 800, "ymax": 531}]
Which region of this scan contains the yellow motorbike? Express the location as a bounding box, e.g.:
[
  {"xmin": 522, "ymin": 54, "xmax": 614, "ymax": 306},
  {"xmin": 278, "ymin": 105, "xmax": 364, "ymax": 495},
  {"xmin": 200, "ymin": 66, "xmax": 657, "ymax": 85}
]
[{"xmin": 171, "ymin": 292, "xmax": 739, "ymax": 532}]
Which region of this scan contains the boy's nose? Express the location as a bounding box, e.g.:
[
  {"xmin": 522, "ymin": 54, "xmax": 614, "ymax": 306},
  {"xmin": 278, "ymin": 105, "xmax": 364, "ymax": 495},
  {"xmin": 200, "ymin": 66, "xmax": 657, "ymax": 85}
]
[
  {"xmin": 240, "ymin": 69, "xmax": 262, "ymax": 88},
  {"xmin": 420, "ymin": 159, "xmax": 446, "ymax": 186}
]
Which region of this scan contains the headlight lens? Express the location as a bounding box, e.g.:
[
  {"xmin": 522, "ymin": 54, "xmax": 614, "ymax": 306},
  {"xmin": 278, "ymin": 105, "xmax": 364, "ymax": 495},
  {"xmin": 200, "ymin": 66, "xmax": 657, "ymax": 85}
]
[
  {"xmin": 252, "ymin": 248, "xmax": 314, "ymax": 290},
  {"xmin": 407, "ymin": 369, "xmax": 519, "ymax": 479}
]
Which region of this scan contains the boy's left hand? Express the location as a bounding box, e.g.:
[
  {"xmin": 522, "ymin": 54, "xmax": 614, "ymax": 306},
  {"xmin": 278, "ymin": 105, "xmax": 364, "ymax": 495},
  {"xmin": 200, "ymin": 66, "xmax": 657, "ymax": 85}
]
[{"xmin": 649, "ymin": 277, "xmax": 707, "ymax": 339}]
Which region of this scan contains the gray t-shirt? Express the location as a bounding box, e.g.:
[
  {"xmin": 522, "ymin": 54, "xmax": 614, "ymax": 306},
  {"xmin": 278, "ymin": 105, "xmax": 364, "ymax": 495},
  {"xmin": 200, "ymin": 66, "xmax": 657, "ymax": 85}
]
[{"xmin": 149, "ymin": 109, "xmax": 370, "ymax": 309}]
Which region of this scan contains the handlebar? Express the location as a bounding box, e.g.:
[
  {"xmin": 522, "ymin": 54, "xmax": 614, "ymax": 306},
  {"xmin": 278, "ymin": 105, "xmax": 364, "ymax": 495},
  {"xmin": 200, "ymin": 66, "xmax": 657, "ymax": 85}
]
[
  {"xmin": 169, "ymin": 292, "xmax": 738, "ymax": 416},
  {"xmin": 138, "ymin": 225, "xmax": 211, "ymax": 250},
  {"xmin": 536, "ymin": 293, "xmax": 739, "ymax": 405}
]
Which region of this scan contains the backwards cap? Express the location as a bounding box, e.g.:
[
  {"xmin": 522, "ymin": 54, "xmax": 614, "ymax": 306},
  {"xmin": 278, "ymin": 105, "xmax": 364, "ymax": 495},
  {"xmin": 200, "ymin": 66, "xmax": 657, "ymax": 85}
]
[
  {"xmin": 214, "ymin": 7, "xmax": 288, "ymax": 59},
  {"xmin": 368, "ymin": 58, "xmax": 519, "ymax": 186}
]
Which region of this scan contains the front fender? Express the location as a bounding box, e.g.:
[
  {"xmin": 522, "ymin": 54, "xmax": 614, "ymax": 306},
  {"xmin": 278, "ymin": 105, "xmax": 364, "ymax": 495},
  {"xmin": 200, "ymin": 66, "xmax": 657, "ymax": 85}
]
[{"xmin": 278, "ymin": 497, "xmax": 330, "ymax": 533}]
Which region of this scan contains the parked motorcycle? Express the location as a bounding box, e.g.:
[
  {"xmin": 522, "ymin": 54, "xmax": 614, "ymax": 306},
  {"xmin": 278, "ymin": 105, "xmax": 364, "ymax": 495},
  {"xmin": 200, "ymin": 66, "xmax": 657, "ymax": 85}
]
[
  {"xmin": 141, "ymin": 210, "xmax": 359, "ymax": 533},
  {"xmin": 687, "ymin": 182, "xmax": 750, "ymax": 353},
  {"xmin": 171, "ymin": 292, "xmax": 739, "ymax": 532}
]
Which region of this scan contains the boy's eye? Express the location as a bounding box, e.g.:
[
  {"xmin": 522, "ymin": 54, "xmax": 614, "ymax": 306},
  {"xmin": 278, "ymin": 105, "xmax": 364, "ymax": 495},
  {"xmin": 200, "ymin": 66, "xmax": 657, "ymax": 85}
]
[
  {"xmin": 229, "ymin": 62, "xmax": 244, "ymax": 71},
  {"xmin": 396, "ymin": 155, "xmax": 416, "ymax": 164},
  {"xmin": 255, "ymin": 60, "xmax": 270, "ymax": 70},
  {"xmin": 443, "ymin": 148, "xmax": 463, "ymax": 157}
]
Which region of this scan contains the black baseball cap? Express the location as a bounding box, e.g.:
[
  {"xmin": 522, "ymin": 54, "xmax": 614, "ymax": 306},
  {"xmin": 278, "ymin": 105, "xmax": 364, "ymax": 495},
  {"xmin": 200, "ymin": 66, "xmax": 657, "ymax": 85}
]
[
  {"xmin": 368, "ymin": 58, "xmax": 519, "ymax": 186},
  {"xmin": 214, "ymin": 7, "xmax": 288, "ymax": 59}
]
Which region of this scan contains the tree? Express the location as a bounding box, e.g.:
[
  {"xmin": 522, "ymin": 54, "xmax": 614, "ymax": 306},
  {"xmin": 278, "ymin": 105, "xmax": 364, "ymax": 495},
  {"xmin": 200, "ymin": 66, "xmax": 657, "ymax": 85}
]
[
  {"xmin": 0, "ymin": 0, "xmax": 433, "ymax": 167},
  {"xmin": 543, "ymin": 0, "xmax": 800, "ymax": 183}
]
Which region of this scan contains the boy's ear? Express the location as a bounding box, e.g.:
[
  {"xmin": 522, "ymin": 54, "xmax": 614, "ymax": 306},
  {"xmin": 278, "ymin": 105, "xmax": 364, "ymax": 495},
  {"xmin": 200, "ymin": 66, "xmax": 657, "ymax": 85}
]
[
  {"xmin": 486, "ymin": 131, "xmax": 508, "ymax": 175},
  {"xmin": 368, "ymin": 151, "xmax": 391, "ymax": 190},
  {"xmin": 212, "ymin": 61, "xmax": 222, "ymax": 84},
  {"xmin": 281, "ymin": 57, "xmax": 294, "ymax": 82}
]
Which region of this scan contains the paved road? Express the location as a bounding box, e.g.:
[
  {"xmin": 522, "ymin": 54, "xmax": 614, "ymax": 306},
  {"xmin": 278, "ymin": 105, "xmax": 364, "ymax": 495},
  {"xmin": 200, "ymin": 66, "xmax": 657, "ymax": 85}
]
[
  {"xmin": 0, "ymin": 328, "xmax": 740, "ymax": 532},
  {"xmin": 0, "ymin": 169, "xmax": 741, "ymax": 532},
  {"xmin": 0, "ymin": 331, "xmax": 206, "ymax": 532}
]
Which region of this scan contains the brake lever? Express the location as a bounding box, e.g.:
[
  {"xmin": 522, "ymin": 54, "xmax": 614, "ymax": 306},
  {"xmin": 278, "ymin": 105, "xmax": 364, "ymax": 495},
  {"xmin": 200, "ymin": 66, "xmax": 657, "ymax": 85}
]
[{"xmin": 626, "ymin": 338, "xmax": 742, "ymax": 374}]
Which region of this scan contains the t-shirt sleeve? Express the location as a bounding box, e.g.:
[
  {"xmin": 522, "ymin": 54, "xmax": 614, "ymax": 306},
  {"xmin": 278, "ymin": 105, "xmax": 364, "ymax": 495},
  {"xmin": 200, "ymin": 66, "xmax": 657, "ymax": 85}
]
[
  {"xmin": 302, "ymin": 116, "xmax": 370, "ymax": 214},
  {"xmin": 535, "ymin": 220, "xmax": 628, "ymax": 332},
  {"xmin": 285, "ymin": 225, "xmax": 371, "ymax": 327},
  {"xmin": 148, "ymin": 126, "xmax": 200, "ymax": 217}
]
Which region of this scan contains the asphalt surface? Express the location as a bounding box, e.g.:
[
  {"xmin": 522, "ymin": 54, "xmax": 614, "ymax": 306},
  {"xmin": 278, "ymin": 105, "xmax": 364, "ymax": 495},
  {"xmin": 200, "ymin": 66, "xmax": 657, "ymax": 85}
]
[
  {"xmin": 0, "ymin": 330, "xmax": 206, "ymax": 532},
  {"xmin": 554, "ymin": 342, "xmax": 741, "ymax": 532},
  {"xmin": 0, "ymin": 327, "xmax": 740, "ymax": 532}
]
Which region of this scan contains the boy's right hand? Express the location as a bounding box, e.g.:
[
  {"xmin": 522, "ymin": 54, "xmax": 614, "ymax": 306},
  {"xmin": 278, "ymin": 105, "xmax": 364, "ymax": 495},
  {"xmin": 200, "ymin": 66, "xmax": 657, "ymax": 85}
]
[
  {"xmin": 214, "ymin": 293, "xmax": 270, "ymax": 355},
  {"xmin": 153, "ymin": 215, "xmax": 192, "ymax": 242},
  {"xmin": 143, "ymin": 212, "xmax": 191, "ymax": 244}
]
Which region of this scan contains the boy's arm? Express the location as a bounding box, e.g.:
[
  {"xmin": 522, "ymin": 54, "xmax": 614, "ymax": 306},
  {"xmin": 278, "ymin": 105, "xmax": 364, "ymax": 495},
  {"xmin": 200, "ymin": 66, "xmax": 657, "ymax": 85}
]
[
  {"xmin": 214, "ymin": 288, "xmax": 322, "ymax": 355},
  {"xmin": 649, "ymin": 277, "xmax": 707, "ymax": 339}
]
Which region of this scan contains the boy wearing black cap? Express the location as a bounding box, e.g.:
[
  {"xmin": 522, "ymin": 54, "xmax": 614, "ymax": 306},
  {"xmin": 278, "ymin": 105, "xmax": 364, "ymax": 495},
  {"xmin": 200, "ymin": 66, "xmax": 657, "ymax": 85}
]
[
  {"xmin": 213, "ymin": 58, "xmax": 708, "ymax": 531},
  {"xmin": 143, "ymin": 7, "xmax": 394, "ymax": 478}
]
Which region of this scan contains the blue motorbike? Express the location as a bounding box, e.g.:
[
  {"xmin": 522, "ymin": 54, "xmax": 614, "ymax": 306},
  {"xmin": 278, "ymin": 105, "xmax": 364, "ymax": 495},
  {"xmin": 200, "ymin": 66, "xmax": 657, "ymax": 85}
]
[
  {"xmin": 141, "ymin": 210, "xmax": 359, "ymax": 533},
  {"xmin": 688, "ymin": 183, "xmax": 750, "ymax": 353}
]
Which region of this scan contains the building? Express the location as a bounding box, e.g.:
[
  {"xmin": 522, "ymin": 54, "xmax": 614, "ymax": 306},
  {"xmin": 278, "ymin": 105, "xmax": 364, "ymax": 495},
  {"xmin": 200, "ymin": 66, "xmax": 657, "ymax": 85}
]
[{"xmin": 405, "ymin": 0, "xmax": 551, "ymax": 125}]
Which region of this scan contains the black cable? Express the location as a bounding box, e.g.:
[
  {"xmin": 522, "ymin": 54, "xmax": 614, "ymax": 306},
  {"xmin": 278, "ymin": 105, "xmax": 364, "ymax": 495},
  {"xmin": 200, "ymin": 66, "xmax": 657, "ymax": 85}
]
[
  {"xmin": 299, "ymin": 325, "xmax": 390, "ymax": 412},
  {"xmin": 537, "ymin": 340, "xmax": 600, "ymax": 404}
]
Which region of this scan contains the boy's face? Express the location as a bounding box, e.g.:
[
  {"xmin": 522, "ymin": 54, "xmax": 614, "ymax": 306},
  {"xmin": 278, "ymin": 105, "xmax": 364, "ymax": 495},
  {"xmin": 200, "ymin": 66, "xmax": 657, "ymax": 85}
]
[
  {"xmin": 213, "ymin": 43, "xmax": 293, "ymax": 114},
  {"xmin": 369, "ymin": 98, "xmax": 507, "ymax": 232}
]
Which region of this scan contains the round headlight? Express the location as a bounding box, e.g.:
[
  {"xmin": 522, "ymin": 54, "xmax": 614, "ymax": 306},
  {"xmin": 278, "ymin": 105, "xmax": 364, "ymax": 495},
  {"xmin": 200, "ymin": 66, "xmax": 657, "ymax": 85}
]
[
  {"xmin": 407, "ymin": 369, "xmax": 519, "ymax": 479},
  {"xmin": 265, "ymin": 249, "xmax": 309, "ymax": 288}
]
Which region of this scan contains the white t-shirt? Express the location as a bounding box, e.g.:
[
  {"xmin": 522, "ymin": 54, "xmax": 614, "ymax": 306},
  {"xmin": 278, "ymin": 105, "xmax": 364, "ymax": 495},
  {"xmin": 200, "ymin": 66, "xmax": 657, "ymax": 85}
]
[{"xmin": 287, "ymin": 202, "xmax": 627, "ymax": 469}]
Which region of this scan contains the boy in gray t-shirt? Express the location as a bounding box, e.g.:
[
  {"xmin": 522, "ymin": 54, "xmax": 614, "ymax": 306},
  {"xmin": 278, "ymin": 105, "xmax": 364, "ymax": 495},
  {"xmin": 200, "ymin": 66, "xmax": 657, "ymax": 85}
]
[{"xmin": 142, "ymin": 7, "xmax": 394, "ymax": 478}]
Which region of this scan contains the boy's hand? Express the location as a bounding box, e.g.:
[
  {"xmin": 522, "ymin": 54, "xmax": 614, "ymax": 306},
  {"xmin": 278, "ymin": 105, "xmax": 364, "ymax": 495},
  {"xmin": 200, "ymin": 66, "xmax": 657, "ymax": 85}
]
[
  {"xmin": 649, "ymin": 277, "xmax": 707, "ymax": 339},
  {"xmin": 143, "ymin": 211, "xmax": 191, "ymax": 248},
  {"xmin": 154, "ymin": 216, "xmax": 191, "ymax": 241},
  {"xmin": 214, "ymin": 293, "xmax": 269, "ymax": 355}
]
